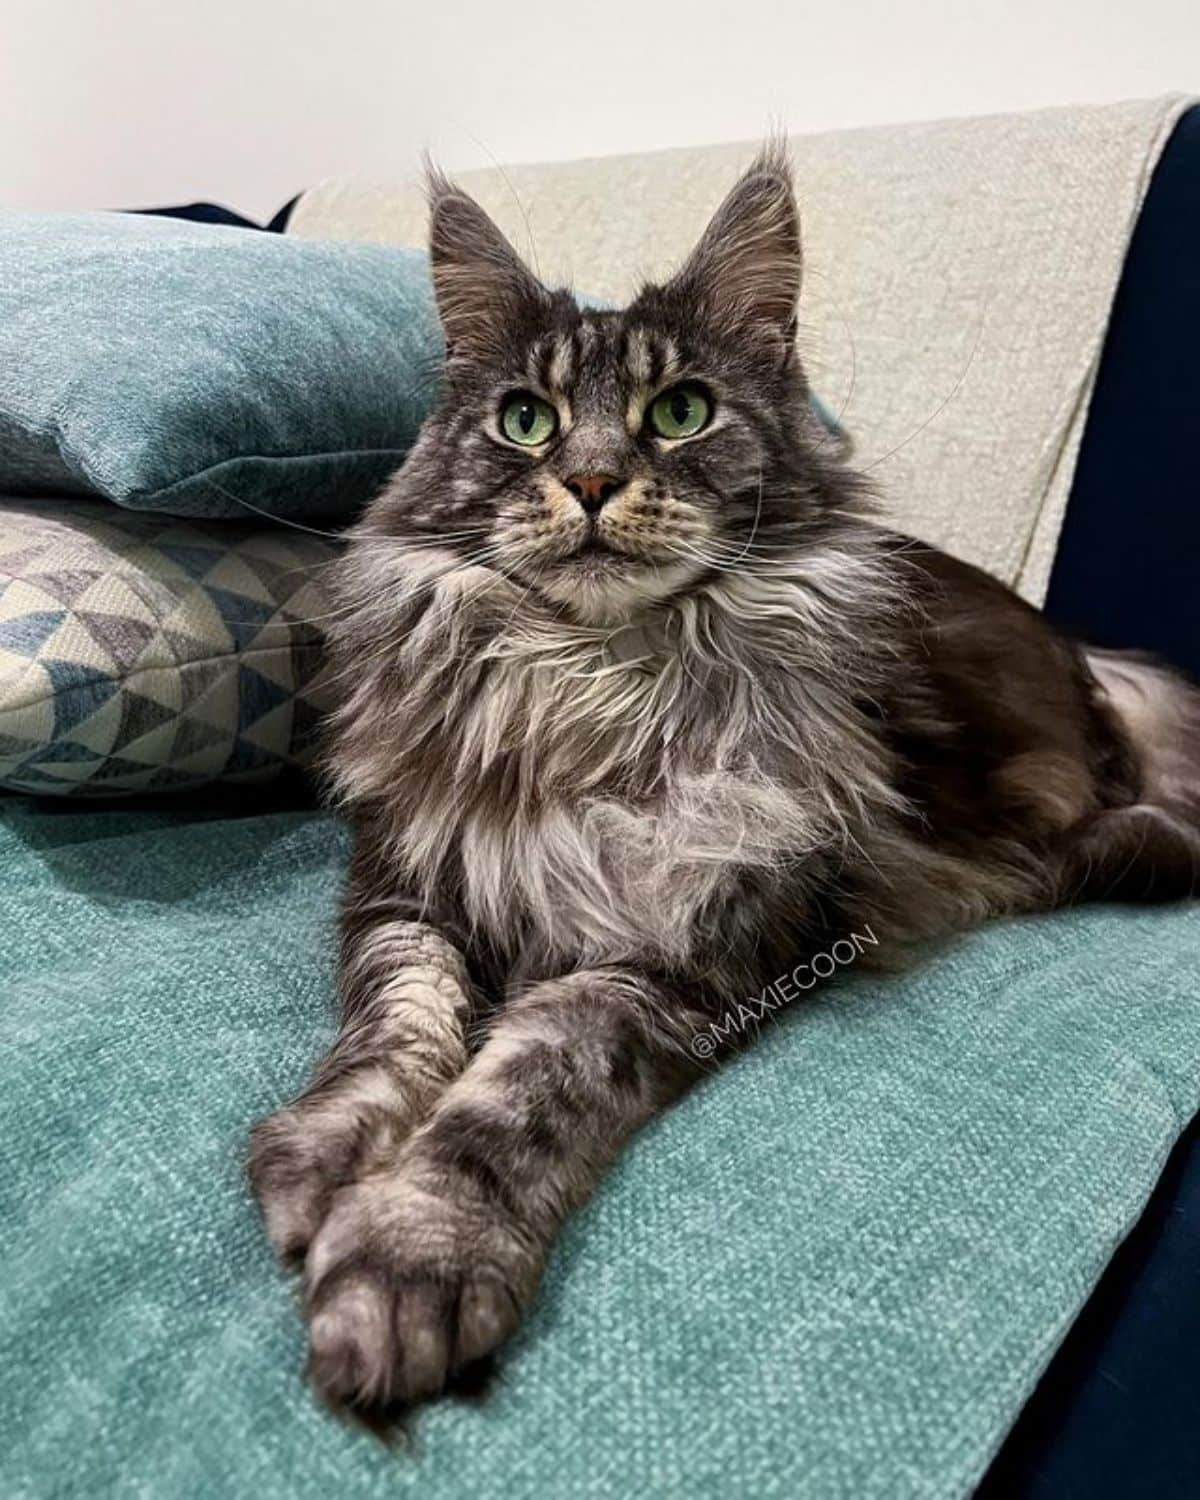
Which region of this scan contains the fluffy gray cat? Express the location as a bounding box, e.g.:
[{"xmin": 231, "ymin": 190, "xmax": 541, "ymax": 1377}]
[{"xmin": 250, "ymin": 146, "xmax": 1200, "ymax": 1411}]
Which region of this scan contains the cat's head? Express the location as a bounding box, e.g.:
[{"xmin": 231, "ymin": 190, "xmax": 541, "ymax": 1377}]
[{"xmin": 379, "ymin": 144, "xmax": 848, "ymax": 624}]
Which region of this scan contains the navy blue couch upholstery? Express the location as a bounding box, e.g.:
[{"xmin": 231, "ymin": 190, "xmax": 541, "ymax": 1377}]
[
  {"xmin": 1045, "ymin": 105, "xmax": 1200, "ymax": 681},
  {"xmin": 988, "ymin": 103, "xmax": 1200, "ymax": 1498}
]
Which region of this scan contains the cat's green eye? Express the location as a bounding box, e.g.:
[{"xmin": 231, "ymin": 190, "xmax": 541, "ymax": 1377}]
[
  {"xmin": 500, "ymin": 392, "xmax": 558, "ymax": 446},
  {"xmin": 648, "ymin": 383, "xmax": 711, "ymax": 440}
]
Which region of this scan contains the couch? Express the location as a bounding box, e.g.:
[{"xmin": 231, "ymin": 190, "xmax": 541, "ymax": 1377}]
[{"xmin": 2, "ymin": 97, "xmax": 1198, "ymax": 1499}]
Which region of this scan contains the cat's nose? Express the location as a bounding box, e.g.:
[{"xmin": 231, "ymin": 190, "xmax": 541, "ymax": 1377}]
[{"xmin": 564, "ymin": 472, "xmax": 623, "ymax": 515}]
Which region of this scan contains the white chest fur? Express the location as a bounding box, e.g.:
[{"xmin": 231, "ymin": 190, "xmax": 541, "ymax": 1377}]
[
  {"xmin": 334, "ymin": 549, "xmax": 896, "ymax": 975},
  {"xmin": 397, "ymin": 617, "xmax": 831, "ymax": 971}
]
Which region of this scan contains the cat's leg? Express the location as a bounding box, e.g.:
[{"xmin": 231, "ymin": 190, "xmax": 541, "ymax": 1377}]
[
  {"xmin": 1058, "ymin": 803, "xmax": 1200, "ymax": 903},
  {"xmin": 249, "ymin": 891, "xmax": 475, "ymax": 1266},
  {"xmin": 1061, "ymin": 651, "xmax": 1200, "ymax": 902},
  {"xmin": 301, "ymin": 966, "xmax": 709, "ymax": 1408}
]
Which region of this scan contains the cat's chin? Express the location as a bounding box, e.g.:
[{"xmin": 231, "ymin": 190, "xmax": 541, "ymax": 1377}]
[{"xmin": 533, "ymin": 554, "xmax": 701, "ymax": 623}]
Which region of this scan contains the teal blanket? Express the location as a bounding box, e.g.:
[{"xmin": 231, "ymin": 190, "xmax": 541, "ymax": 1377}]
[{"xmin": 2, "ymin": 800, "xmax": 1198, "ymax": 1498}]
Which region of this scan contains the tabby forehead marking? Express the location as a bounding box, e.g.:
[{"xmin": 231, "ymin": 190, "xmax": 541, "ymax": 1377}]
[
  {"xmin": 624, "ymin": 325, "xmax": 654, "ymax": 386},
  {"xmin": 546, "ymin": 334, "xmax": 576, "ymax": 393},
  {"xmin": 621, "ymin": 327, "xmax": 683, "ymax": 430}
]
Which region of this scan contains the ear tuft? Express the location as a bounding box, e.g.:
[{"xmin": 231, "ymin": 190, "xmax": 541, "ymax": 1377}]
[
  {"xmin": 667, "ymin": 140, "xmax": 802, "ymax": 346},
  {"xmin": 424, "ymin": 161, "xmax": 548, "ymax": 364}
]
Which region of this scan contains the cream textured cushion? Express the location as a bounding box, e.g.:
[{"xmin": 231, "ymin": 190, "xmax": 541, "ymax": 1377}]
[{"xmin": 288, "ymin": 97, "xmax": 1190, "ymax": 602}]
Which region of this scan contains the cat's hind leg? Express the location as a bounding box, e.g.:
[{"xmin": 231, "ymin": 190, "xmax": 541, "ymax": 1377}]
[
  {"xmin": 1062, "ymin": 651, "xmax": 1200, "ymax": 902},
  {"xmin": 1060, "ymin": 803, "xmax": 1200, "ymax": 902}
]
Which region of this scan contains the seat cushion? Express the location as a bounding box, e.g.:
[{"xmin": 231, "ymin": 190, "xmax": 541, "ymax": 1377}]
[
  {"xmin": 979, "ymin": 1114, "xmax": 1200, "ymax": 1497},
  {"xmin": 2, "ymin": 797, "xmax": 1198, "ymax": 1497},
  {"xmin": 0, "ymin": 498, "xmax": 335, "ymax": 794}
]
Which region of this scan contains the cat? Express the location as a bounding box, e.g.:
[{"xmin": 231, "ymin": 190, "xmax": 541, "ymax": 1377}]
[{"xmin": 249, "ymin": 144, "xmax": 1200, "ymax": 1411}]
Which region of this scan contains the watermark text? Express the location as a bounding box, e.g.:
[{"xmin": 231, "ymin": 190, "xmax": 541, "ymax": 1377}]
[{"xmin": 689, "ymin": 926, "xmax": 879, "ymax": 1060}]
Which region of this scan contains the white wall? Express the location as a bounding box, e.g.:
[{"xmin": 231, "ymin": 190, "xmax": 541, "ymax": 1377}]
[{"xmin": 3, "ymin": 0, "xmax": 1197, "ymax": 220}]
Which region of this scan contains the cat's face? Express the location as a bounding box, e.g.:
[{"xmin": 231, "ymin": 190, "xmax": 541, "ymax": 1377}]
[{"xmin": 383, "ymin": 148, "xmax": 832, "ymax": 624}]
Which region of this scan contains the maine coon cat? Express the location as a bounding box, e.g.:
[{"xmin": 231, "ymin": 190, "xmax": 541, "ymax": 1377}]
[{"xmin": 250, "ymin": 147, "xmax": 1200, "ymax": 1410}]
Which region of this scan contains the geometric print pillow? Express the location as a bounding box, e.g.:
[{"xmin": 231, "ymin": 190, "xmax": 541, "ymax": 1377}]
[{"xmin": 0, "ymin": 498, "xmax": 337, "ymax": 795}]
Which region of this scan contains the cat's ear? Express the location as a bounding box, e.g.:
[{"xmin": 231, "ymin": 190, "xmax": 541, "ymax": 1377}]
[
  {"xmin": 426, "ymin": 165, "xmax": 548, "ymax": 364},
  {"xmin": 667, "ymin": 143, "xmax": 801, "ymax": 349}
]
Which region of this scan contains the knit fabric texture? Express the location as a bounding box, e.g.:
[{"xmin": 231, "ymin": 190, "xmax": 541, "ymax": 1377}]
[
  {"xmin": 2, "ymin": 799, "xmax": 1198, "ymax": 1498},
  {"xmin": 0, "ymin": 210, "xmax": 442, "ymax": 522}
]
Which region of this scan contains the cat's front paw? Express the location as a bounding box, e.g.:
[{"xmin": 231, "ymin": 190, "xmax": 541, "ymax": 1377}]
[
  {"xmin": 301, "ymin": 1173, "xmax": 544, "ymax": 1408},
  {"xmin": 249, "ymin": 1086, "xmax": 422, "ymax": 1265},
  {"xmin": 249, "ymin": 1105, "xmax": 357, "ymax": 1265}
]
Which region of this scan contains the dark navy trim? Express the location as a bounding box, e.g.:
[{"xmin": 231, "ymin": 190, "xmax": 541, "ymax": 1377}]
[
  {"xmin": 985, "ymin": 106, "xmax": 1200, "ymax": 1496},
  {"xmin": 266, "ymin": 194, "xmax": 301, "ymax": 233},
  {"xmin": 125, "ymin": 196, "xmax": 302, "ymax": 233},
  {"xmin": 126, "ymin": 202, "xmax": 265, "ymax": 231},
  {"xmin": 1044, "ymin": 105, "xmax": 1200, "ymax": 680}
]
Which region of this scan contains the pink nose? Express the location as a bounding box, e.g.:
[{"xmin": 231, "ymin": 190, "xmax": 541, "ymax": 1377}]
[{"xmin": 564, "ymin": 472, "xmax": 623, "ymax": 514}]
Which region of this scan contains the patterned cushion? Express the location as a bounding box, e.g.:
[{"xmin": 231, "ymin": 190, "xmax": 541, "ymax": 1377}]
[{"xmin": 0, "ymin": 498, "xmax": 336, "ymax": 795}]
